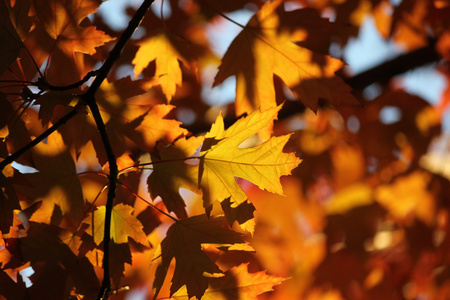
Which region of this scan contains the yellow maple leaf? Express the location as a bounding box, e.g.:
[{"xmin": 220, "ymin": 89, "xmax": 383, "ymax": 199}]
[
  {"xmin": 86, "ymin": 203, "xmax": 148, "ymax": 245},
  {"xmin": 199, "ymin": 105, "xmax": 301, "ymax": 208},
  {"xmin": 214, "ymin": 0, "xmax": 357, "ymax": 114},
  {"xmin": 133, "ymin": 31, "xmax": 189, "ymax": 102}
]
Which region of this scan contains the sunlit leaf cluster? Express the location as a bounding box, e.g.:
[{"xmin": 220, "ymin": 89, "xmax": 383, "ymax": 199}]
[{"xmin": 1, "ymin": 0, "xmax": 450, "ymax": 299}]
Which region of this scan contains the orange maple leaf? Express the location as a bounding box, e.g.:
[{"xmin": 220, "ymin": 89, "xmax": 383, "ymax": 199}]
[
  {"xmin": 97, "ymin": 78, "xmax": 188, "ymax": 154},
  {"xmin": 214, "ymin": 0, "xmax": 357, "ymax": 114},
  {"xmin": 33, "ymin": 0, "xmax": 113, "ymax": 57},
  {"xmin": 55, "ymin": 78, "xmax": 188, "ymax": 165}
]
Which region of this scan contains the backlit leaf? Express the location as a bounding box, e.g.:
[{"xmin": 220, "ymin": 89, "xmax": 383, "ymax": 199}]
[
  {"xmin": 86, "ymin": 203, "xmax": 148, "ymax": 245},
  {"xmin": 33, "ymin": 0, "xmax": 113, "ymax": 57},
  {"xmin": 0, "ymin": 164, "xmax": 20, "ymax": 234},
  {"xmin": 133, "ymin": 31, "xmax": 191, "ymax": 102},
  {"xmin": 375, "ymin": 171, "xmax": 435, "ymax": 225},
  {"xmin": 214, "ymin": 0, "xmax": 357, "ymax": 114},
  {"xmin": 199, "ymin": 105, "xmax": 301, "ymax": 208}
]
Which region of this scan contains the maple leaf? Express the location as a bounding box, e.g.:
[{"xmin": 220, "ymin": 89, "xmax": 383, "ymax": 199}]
[
  {"xmin": 33, "ymin": 0, "xmax": 113, "ymax": 57},
  {"xmin": 16, "ymin": 131, "xmax": 85, "ymax": 231},
  {"xmin": 221, "ymin": 198, "xmax": 256, "ymax": 233},
  {"xmin": 153, "ymin": 215, "xmax": 246, "ymax": 299},
  {"xmin": 86, "ymin": 203, "xmax": 148, "ymax": 245},
  {"xmin": 56, "ymin": 78, "xmax": 188, "ymax": 165},
  {"xmin": 0, "ymin": 0, "xmax": 24, "ymax": 75},
  {"xmin": 214, "ymin": 0, "xmax": 357, "ymax": 114},
  {"xmin": 58, "ymin": 229, "xmax": 83, "ymax": 256},
  {"xmin": 123, "ymin": 104, "xmax": 188, "ymax": 154},
  {"xmin": 96, "ymin": 78, "xmax": 188, "ymax": 154},
  {"xmin": 133, "ymin": 30, "xmax": 191, "ymax": 102},
  {"xmin": 199, "ymin": 105, "xmax": 301, "ymax": 209},
  {"xmin": 147, "ymin": 136, "xmax": 205, "ymax": 219},
  {"xmin": 172, "ymin": 263, "xmax": 286, "ymax": 300},
  {"xmin": 20, "ymin": 222, "xmax": 100, "ymax": 299}
]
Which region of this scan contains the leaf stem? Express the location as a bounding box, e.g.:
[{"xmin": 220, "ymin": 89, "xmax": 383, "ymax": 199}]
[
  {"xmin": 77, "ymin": 171, "xmax": 108, "ymax": 177},
  {"xmin": 198, "ymin": 0, "xmax": 245, "ymax": 29},
  {"xmin": 118, "ymin": 182, "xmax": 178, "ymax": 222},
  {"xmin": 38, "ymin": 70, "xmax": 99, "ymax": 91},
  {"xmin": 119, "ymin": 156, "xmax": 201, "ymax": 174}
]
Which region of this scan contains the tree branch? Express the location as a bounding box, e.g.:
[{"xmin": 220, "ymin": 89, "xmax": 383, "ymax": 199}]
[
  {"xmin": 343, "ymin": 39, "xmax": 439, "ymax": 90},
  {"xmin": 85, "ymin": 0, "xmax": 156, "ymax": 299}
]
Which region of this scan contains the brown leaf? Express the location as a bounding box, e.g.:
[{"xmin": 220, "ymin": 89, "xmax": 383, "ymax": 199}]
[
  {"xmin": 153, "ymin": 215, "xmax": 246, "ymax": 299},
  {"xmin": 147, "ymin": 136, "xmax": 205, "ymax": 219},
  {"xmin": 0, "ymin": 0, "xmax": 24, "ymax": 76},
  {"xmin": 172, "ymin": 263, "xmax": 286, "ymax": 299},
  {"xmin": 16, "ymin": 131, "xmax": 85, "ymax": 231}
]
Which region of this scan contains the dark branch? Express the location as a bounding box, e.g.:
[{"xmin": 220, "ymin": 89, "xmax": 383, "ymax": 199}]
[
  {"xmin": 87, "ymin": 0, "xmax": 156, "ymax": 97},
  {"xmin": 343, "ymin": 39, "xmax": 439, "ymax": 90},
  {"xmin": 89, "ymin": 0, "xmax": 156, "ymax": 299}
]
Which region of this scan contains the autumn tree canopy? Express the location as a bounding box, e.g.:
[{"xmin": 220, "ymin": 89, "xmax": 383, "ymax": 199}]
[{"xmin": 1, "ymin": 0, "xmax": 450, "ymax": 299}]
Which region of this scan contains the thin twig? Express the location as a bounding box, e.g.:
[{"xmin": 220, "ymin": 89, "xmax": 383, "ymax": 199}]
[
  {"xmin": 38, "ymin": 70, "xmax": 99, "ymax": 91},
  {"xmin": 118, "ymin": 182, "xmax": 178, "ymax": 222},
  {"xmin": 119, "ymin": 156, "xmax": 200, "ymax": 174}
]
